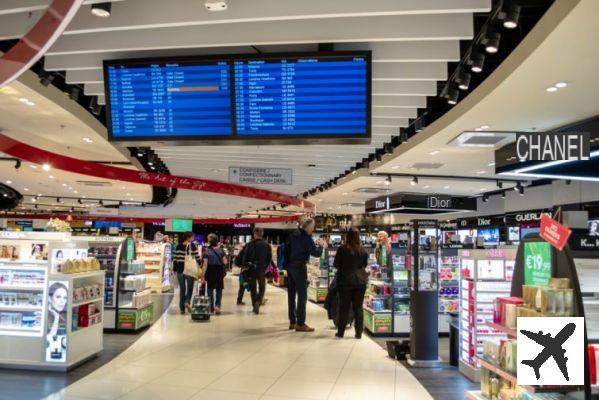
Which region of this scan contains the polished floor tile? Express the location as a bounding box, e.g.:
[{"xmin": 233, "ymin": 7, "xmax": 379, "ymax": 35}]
[{"xmin": 42, "ymin": 277, "xmax": 434, "ymax": 400}]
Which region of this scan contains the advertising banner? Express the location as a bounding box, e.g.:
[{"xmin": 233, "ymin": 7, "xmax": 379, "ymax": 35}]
[
  {"xmin": 523, "ymin": 242, "xmax": 552, "ymax": 287},
  {"xmin": 46, "ymin": 280, "xmax": 69, "ymax": 363},
  {"xmin": 539, "ymin": 215, "xmax": 572, "ymax": 251}
]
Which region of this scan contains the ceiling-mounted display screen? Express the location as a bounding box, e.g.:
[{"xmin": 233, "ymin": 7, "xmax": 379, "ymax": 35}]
[{"xmin": 104, "ymin": 51, "xmax": 371, "ymax": 145}]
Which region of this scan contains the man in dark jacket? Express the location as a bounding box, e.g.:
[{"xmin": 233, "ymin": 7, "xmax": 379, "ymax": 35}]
[
  {"xmin": 286, "ymin": 217, "xmax": 324, "ymax": 332},
  {"xmin": 241, "ymin": 227, "xmax": 272, "ymax": 314}
]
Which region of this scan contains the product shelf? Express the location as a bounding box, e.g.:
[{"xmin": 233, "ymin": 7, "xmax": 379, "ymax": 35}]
[
  {"xmin": 72, "ymin": 297, "xmax": 103, "ymax": 308},
  {"xmin": 477, "ymin": 358, "xmax": 517, "ymax": 385},
  {"xmin": 0, "ymin": 284, "xmax": 45, "ymax": 291},
  {"xmin": 363, "ymin": 306, "xmax": 391, "ymax": 314},
  {"xmin": 0, "ymin": 304, "xmax": 42, "ymax": 312},
  {"xmin": 485, "ymin": 321, "xmax": 517, "ymax": 337}
]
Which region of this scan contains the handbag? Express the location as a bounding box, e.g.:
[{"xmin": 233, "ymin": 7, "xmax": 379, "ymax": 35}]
[{"xmin": 183, "ymin": 244, "xmax": 199, "ymax": 279}]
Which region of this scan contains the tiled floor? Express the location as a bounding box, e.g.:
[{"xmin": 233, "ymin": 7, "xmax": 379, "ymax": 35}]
[{"xmin": 42, "ymin": 277, "xmax": 435, "ymax": 400}]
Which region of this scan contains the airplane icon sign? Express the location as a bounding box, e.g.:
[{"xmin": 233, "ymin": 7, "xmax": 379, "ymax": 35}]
[{"xmin": 517, "ymin": 317, "xmax": 584, "ymax": 386}]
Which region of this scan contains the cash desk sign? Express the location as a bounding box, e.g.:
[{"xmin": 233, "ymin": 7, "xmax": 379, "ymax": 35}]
[{"xmin": 516, "ymin": 132, "xmax": 589, "ymax": 161}]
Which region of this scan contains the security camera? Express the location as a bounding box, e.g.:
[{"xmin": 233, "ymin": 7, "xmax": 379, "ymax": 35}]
[{"xmin": 205, "ymin": 1, "xmax": 227, "ymax": 11}]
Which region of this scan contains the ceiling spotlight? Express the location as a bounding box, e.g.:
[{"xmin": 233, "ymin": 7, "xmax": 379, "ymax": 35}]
[
  {"xmin": 89, "ymin": 97, "xmax": 102, "ymax": 116},
  {"xmin": 519, "ymin": 186, "xmax": 525, "ymax": 196},
  {"xmin": 42, "ymin": 163, "xmax": 51, "ymax": 171},
  {"xmin": 546, "ymin": 86, "xmax": 558, "ymax": 93},
  {"xmin": 69, "ymin": 86, "xmax": 81, "ymax": 101},
  {"xmin": 14, "ymin": 159, "xmax": 21, "ymax": 170},
  {"xmin": 470, "ymin": 54, "xmax": 485, "ymax": 73},
  {"xmin": 205, "ymin": 1, "xmax": 228, "ymax": 11},
  {"xmin": 56, "ymin": 197, "xmax": 60, "ymax": 203},
  {"xmin": 565, "ymin": 179, "xmax": 572, "ymax": 185},
  {"xmin": 446, "ymin": 88, "xmax": 459, "ymax": 105},
  {"xmin": 414, "ymin": 118, "xmax": 424, "ymax": 133},
  {"xmin": 399, "ymin": 130, "xmax": 409, "ymax": 143},
  {"xmin": 31, "ymin": 197, "xmax": 37, "ymax": 203},
  {"xmin": 5, "ymin": 180, "xmax": 12, "ymax": 184},
  {"xmin": 484, "ymin": 32, "xmax": 501, "ymax": 54},
  {"xmin": 91, "ymin": 2, "xmax": 112, "ymax": 17},
  {"xmin": 383, "ymin": 143, "xmax": 394, "ymax": 154},
  {"xmin": 500, "ymin": 190, "xmax": 506, "ymax": 199},
  {"xmin": 82, "ymin": 137, "xmax": 93, "ymax": 143},
  {"xmin": 496, "ymin": 181, "xmax": 503, "ymax": 189},
  {"xmin": 77, "ymin": 199, "xmax": 82, "ymax": 204},
  {"xmin": 39, "ymin": 71, "xmax": 55, "ymax": 87},
  {"xmin": 375, "ymin": 153, "xmax": 382, "ymax": 162},
  {"xmin": 429, "ymin": 150, "xmax": 440, "ymax": 156},
  {"xmin": 410, "ymin": 176, "xmax": 418, "ymax": 186},
  {"xmin": 482, "ymin": 194, "xmax": 489, "ymax": 203},
  {"xmin": 456, "ymin": 71, "xmax": 471, "ymax": 91},
  {"xmin": 147, "ymin": 160, "xmax": 154, "ymax": 166},
  {"xmin": 502, "ymin": 5, "xmax": 521, "ymax": 29},
  {"xmin": 99, "ymin": 200, "xmax": 104, "ymax": 206},
  {"xmin": 384, "ymin": 176, "xmax": 392, "ymax": 186},
  {"xmin": 555, "ymin": 82, "xmax": 568, "ymax": 88},
  {"xmin": 514, "ymin": 182, "xmax": 522, "ymax": 191}
]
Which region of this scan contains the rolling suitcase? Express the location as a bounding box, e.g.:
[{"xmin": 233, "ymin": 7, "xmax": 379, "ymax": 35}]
[{"xmin": 191, "ymin": 281, "xmax": 211, "ymax": 322}]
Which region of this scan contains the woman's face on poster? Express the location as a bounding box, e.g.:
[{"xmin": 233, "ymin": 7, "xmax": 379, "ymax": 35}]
[{"xmin": 50, "ymin": 287, "xmax": 67, "ymax": 312}]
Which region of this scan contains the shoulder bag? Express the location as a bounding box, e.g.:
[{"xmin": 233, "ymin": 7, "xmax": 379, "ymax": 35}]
[{"xmin": 183, "ymin": 244, "xmax": 199, "ymax": 279}]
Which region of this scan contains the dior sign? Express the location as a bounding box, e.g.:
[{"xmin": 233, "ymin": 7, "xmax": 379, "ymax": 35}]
[{"xmin": 428, "ymin": 195, "xmax": 452, "ymax": 209}]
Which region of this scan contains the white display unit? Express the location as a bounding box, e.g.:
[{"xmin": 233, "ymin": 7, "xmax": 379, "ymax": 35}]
[
  {"xmin": 574, "ymin": 258, "xmax": 599, "ymax": 341},
  {"xmin": 0, "ymin": 232, "xmax": 104, "ymax": 371},
  {"xmin": 458, "ymin": 247, "xmax": 516, "ymax": 382},
  {"xmin": 135, "ymin": 241, "xmax": 170, "ymax": 293}
]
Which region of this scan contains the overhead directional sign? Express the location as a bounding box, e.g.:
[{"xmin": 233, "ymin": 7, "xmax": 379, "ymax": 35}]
[{"xmin": 229, "ymin": 167, "xmax": 292, "ymax": 185}]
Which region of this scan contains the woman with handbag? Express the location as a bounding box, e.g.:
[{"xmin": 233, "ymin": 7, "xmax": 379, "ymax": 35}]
[
  {"xmin": 201, "ymin": 233, "xmax": 227, "ymax": 315},
  {"xmin": 173, "ymin": 232, "xmax": 201, "ymax": 315}
]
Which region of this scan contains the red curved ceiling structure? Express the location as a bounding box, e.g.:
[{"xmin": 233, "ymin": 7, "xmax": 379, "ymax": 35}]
[
  {"xmin": 0, "ymin": 0, "xmax": 83, "ymax": 88},
  {"xmin": 0, "ymin": 133, "xmax": 314, "ymax": 223}
]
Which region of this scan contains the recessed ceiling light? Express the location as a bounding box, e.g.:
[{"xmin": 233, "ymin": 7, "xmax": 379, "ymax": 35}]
[
  {"xmin": 91, "ymin": 2, "xmax": 111, "ymax": 17},
  {"xmin": 391, "ymin": 165, "xmax": 400, "ymax": 170},
  {"xmin": 476, "ymin": 170, "xmax": 486, "ymax": 175},
  {"xmin": 342, "ymin": 192, "xmax": 348, "ymax": 196},
  {"xmin": 31, "ymin": 198, "xmax": 36, "ymax": 202},
  {"xmin": 546, "ymin": 86, "xmax": 558, "ymax": 92},
  {"xmin": 474, "ymin": 127, "xmax": 483, "ymax": 131},
  {"xmin": 82, "ymin": 137, "xmax": 93, "ymax": 143},
  {"xmin": 317, "ymin": 199, "xmax": 323, "ymax": 202},
  {"xmin": 68, "ymin": 187, "xmax": 73, "ymax": 190},
  {"xmin": 423, "ymin": 185, "xmax": 430, "ymax": 189},
  {"xmin": 488, "ymin": 162, "xmax": 496, "ymax": 167},
  {"xmin": 376, "ymin": 180, "xmax": 383, "ymax": 184},
  {"xmin": 121, "ymin": 186, "xmax": 126, "ymax": 189},
  {"xmin": 73, "ymin": 190, "xmax": 78, "ymax": 194},
  {"xmin": 5, "ymin": 180, "xmax": 12, "ymax": 184},
  {"xmin": 23, "ymin": 188, "xmax": 29, "ymax": 191},
  {"xmin": 2, "ymin": 194, "xmax": 7, "ymax": 198},
  {"xmin": 555, "ymin": 82, "xmax": 567, "ymax": 88},
  {"xmin": 480, "ymin": 125, "xmax": 490, "ymax": 129},
  {"xmin": 18, "ymin": 98, "xmax": 28, "ymax": 103},
  {"xmin": 479, "ymin": 188, "xmax": 487, "ymax": 191},
  {"xmin": 429, "ymin": 150, "xmax": 440, "ymax": 156},
  {"xmin": 42, "ymin": 163, "xmax": 51, "ymax": 171},
  {"xmin": 29, "ymin": 164, "xmax": 37, "ymax": 169},
  {"xmin": 25, "ymin": 101, "xmax": 35, "ymax": 106},
  {"xmin": 62, "ymin": 183, "xmax": 67, "ymax": 187},
  {"xmin": 443, "ymin": 185, "xmax": 450, "ymax": 189},
  {"xmin": 48, "ymin": 175, "xmax": 54, "ymax": 179}
]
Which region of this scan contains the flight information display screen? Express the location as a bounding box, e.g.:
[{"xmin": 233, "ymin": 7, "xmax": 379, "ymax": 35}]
[{"xmin": 103, "ymin": 52, "xmax": 371, "ymax": 144}]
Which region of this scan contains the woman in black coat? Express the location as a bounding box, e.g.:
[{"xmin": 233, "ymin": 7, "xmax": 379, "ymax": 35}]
[{"xmin": 333, "ymin": 227, "xmax": 369, "ymax": 338}]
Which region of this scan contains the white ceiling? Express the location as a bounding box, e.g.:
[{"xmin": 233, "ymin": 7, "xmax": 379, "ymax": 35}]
[
  {"xmin": 0, "ymin": 73, "xmax": 153, "ymax": 213},
  {"xmin": 0, "ymin": 0, "xmax": 493, "ymax": 218},
  {"xmin": 306, "ymin": 0, "xmax": 599, "ymax": 215}
]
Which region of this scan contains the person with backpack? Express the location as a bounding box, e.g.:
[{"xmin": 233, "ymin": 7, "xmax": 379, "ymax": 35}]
[
  {"xmin": 333, "ymin": 227, "xmax": 368, "ymax": 339},
  {"xmin": 241, "ymin": 227, "xmax": 273, "ymax": 315},
  {"xmin": 286, "ymin": 217, "xmax": 325, "ymax": 332},
  {"xmin": 173, "ymin": 232, "xmax": 201, "ymax": 315},
  {"xmin": 200, "ymin": 233, "xmax": 228, "ymax": 315}
]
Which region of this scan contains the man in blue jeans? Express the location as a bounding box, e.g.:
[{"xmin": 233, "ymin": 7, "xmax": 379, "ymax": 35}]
[{"xmin": 286, "ymin": 217, "xmax": 324, "ymax": 332}]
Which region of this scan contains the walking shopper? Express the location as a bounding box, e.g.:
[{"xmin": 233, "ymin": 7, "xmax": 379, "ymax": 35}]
[
  {"xmin": 333, "ymin": 228, "xmax": 368, "ymax": 338},
  {"xmin": 235, "ymin": 243, "xmax": 247, "ymax": 305},
  {"xmin": 173, "ymin": 232, "xmax": 201, "ymax": 315},
  {"xmin": 241, "ymin": 227, "xmax": 272, "ymax": 315},
  {"xmin": 286, "ymin": 217, "xmax": 325, "ymax": 332},
  {"xmin": 201, "ymin": 233, "xmax": 227, "ymax": 315}
]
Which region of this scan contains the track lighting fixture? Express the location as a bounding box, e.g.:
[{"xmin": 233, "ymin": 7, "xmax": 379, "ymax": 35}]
[
  {"xmin": 482, "ymin": 194, "xmax": 489, "ymax": 202},
  {"xmin": 118, "ymin": 201, "xmax": 123, "ymax": 206},
  {"xmin": 77, "ymin": 199, "xmax": 82, "ymax": 204},
  {"xmin": 500, "ymin": 190, "xmax": 506, "ymax": 199},
  {"xmin": 38, "ymin": 71, "xmax": 55, "ymax": 87},
  {"xmin": 89, "ymin": 97, "xmax": 102, "ymax": 116},
  {"xmin": 99, "ymin": 200, "xmax": 104, "ymax": 206},
  {"xmin": 519, "ymin": 186, "xmax": 525, "ymax": 196},
  {"xmin": 91, "ymin": 2, "xmax": 112, "ymax": 17},
  {"xmin": 514, "ymin": 182, "xmax": 522, "ymax": 191},
  {"xmin": 410, "ymin": 176, "xmax": 418, "ymax": 186},
  {"xmin": 496, "ymin": 181, "xmax": 503, "ymax": 189},
  {"xmin": 484, "ymin": 32, "xmax": 501, "ymax": 54},
  {"xmin": 361, "ymin": 159, "xmax": 369, "ymax": 169},
  {"xmin": 56, "ymin": 197, "xmax": 60, "ymax": 203},
  {"xmin": 470, "ymin": 54, "xmax": 485, "ymax": 73},
  {"xmin": 414, "ymin": 118, "xmax": 423, "ymax": 133},
  {"xmin": 14, "ymin": 159, "xmax": 21, "ymax": 170},
  {"xmin": 384, "ymin": 176, "xmax": 392, "ymax": 186},
  {"xmin": 375, "ymin": 152, "xmax": 382, "ymax": 162},
  {"xmin": 446, "ymin": 87, "xmax": 459, "ymax": 105},
  {"xmin": 383, "ymin": 143, "xmax": 394, "ymax": 154},
  {"xmin": 565, "ymin": 180, "xmax": 572, "ymax": 185},
  {"xmin": 456, "ymin": 71, "xmax": 471, "ymax": 91},
  {"xmin": 502, "ymin": 5, "xmax": 521, "ymax": 29},
  {"xmin": 69, "ymin": 86, "xmax": 81, "ymax": 101},
  {"xmin": 399, "ymin": 130, "xmax": 409, "ymax": 143}
]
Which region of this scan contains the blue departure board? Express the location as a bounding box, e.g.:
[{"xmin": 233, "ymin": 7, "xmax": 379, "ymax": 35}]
[{"xmin": 104, "ymin": 52, "xmax": 371, "ymax": 144}]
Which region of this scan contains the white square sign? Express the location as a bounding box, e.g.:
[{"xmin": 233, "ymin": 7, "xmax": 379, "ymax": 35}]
[{"xmin": 517, "ymin": 317, "xmax": 585, "ymax": 385}]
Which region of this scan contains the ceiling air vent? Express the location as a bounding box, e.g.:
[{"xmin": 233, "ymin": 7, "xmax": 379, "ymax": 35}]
[
  {"xmin": 76, "ymin": 180, "xmax": 112, "ymax": 187},
  {"xmin": 410, "ymin": 162, "xmax": 444, "ymax": 170},
  {"xmin": 354, "ymin": 187, "xmax": 391, "ymax": 194},
  {"xmin": 448, "ymin": 131, "xmax": 516, "ymax": 148}
]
